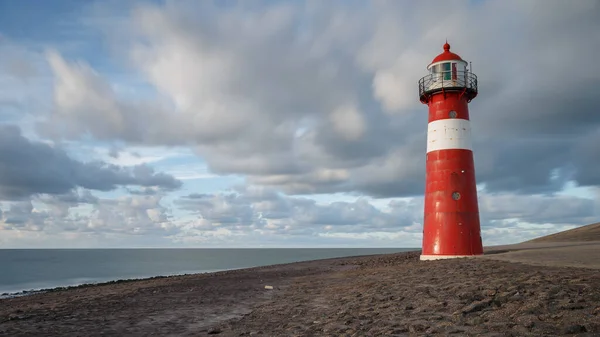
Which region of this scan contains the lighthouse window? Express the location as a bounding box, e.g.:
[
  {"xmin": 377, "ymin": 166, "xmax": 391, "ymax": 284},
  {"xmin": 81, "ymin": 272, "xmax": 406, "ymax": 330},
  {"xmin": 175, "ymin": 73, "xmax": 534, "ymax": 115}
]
[
  {"xmin": 449, "ymin": 110, "xmax": 457, "ymax": 118},
  {"xmin": 442, "ymin": 62, "xmax": 452, "ymax": 80}
]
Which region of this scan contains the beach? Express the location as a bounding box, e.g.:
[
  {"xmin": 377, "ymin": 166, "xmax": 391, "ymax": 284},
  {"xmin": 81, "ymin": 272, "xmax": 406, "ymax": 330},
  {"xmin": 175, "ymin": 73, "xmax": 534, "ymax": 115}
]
[{"xmin": 1, "ymin": 243, "xmax": 600, "ymax": 336}]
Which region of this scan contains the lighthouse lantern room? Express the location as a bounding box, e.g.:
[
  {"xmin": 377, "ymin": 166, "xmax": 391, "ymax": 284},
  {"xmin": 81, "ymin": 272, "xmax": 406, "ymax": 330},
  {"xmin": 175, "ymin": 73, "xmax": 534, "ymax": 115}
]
[{"xmin": 418, "ymin": 42, "xmax": 483, "ymax": 261}]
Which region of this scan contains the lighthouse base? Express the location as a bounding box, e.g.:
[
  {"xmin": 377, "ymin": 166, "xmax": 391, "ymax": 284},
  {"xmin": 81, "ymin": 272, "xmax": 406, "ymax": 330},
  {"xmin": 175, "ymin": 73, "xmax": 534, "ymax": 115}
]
[{"xmin": 420, "ymin": 254, "xmax": 480, "ymax": 261}]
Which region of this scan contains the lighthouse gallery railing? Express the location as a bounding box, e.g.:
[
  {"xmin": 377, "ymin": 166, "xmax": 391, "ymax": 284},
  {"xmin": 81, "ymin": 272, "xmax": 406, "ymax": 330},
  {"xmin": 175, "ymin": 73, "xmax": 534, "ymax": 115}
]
[{"xmin": 418, "ymin": 70, "xmax": 478, "ymax": 103}]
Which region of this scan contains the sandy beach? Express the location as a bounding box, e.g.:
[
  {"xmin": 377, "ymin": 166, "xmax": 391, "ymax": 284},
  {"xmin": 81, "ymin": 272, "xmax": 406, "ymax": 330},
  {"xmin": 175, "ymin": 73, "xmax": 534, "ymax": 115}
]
[{"xmin": 1, "ymin": 240, "xmax": 600, "ymax": 336}]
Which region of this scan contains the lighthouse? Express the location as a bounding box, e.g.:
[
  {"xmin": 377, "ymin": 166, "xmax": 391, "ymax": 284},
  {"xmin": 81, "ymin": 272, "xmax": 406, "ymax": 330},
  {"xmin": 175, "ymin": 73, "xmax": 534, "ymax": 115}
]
[{"xmin": 418, "ymin": 42, "xmax": 483, "ymax": 260}]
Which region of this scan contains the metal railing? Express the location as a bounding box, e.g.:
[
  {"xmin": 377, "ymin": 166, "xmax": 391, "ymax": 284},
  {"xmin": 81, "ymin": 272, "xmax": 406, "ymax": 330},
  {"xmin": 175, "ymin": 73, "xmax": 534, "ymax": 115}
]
[{"xmin": 418, "ymin": 70, "xmax": 478, "ymax": 103}]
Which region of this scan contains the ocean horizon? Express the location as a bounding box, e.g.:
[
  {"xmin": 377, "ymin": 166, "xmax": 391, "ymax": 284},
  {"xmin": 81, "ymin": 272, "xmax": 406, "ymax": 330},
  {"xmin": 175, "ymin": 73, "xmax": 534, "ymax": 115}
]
[{"xmin": 0, "ymin": 248, "xmax": 413, "ymax": 296}]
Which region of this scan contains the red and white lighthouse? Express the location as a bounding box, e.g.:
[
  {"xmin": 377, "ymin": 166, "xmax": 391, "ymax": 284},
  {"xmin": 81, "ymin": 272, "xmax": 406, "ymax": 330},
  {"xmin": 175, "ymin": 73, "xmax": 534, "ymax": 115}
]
[{"xmin": 418, "ymin": 42, "xmax": 483, "ymax": 260}]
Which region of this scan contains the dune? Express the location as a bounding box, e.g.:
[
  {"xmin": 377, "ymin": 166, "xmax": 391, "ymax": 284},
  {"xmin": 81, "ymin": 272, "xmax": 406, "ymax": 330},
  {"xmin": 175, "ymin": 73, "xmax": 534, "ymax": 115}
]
[
  {"xmin": 524, "ymin": 222, "xmax": 600, "ymax": 243},
  {"xmin": 481, "ymin": 222, "xmax": 600, "ymax": 270}
]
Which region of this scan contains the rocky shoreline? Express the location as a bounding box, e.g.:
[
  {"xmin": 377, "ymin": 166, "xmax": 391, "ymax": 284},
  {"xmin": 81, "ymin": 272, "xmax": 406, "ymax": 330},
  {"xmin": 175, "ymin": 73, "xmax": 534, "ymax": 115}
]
[
  {"xmin": 0, "ymin": 275, "xmax": 175, "ymax": 299},
  {"xmin": 1, "ymin": 251, "xmax": 599, "ymax": 336}
]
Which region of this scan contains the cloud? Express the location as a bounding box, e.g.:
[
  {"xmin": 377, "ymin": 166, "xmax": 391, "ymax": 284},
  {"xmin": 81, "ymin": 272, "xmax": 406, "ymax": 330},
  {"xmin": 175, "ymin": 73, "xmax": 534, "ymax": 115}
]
[
  {"xmin": 33, "ymin": 0, "xmax": 599, "ymax": 200},
  {"xmin": 0, "ymin": 38, "xmax": 53, "ymax": 126},
  {"xmin": 87, "ymin": 193, "xmax": 176, "ymax": 235},
  {"xmin": 171, "ymin": 185, "xmax": 597, "ymax": 246},
  {"xmin": 172, "ymin": 185, "xmax": 425, "ymax": 246},
  {"xmin": 1, "ymin": 183, "xmax": 596, "ymax": 247},
  {"xmin": 2, "ymin": 0, "xmax": 599, "ymax": 249},
  {"xmin": 0, "ymin": 125, "xmax": 181, "ymax": 200},
  {"xmin": 1, "ymin": 190, "xmax": 177, "ymax": 238},
  {"xmin": 37, "ymin": 1, "xmax": 423, "ymax": 197},
  {"xmin": 479, "ymin": 192, "xmax": 597, "ymax": 226},
  {"xmin": 329, "ymin": 103, "xmax": 367, "ymax": 141},
  {"xmin": 1, "ymin": 200, "xmax": 45, "ymax": 230},
  {"xmin": 36, "ymin": 189, "xmax": 99, "ymax": 218}
]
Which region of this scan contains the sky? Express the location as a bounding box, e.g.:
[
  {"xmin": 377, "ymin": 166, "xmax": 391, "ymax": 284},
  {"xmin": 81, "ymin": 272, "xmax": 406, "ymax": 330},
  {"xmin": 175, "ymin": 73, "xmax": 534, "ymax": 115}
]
[{"xmin": 0, "ymin": 0, "xmax": 598, "ymax": 248}]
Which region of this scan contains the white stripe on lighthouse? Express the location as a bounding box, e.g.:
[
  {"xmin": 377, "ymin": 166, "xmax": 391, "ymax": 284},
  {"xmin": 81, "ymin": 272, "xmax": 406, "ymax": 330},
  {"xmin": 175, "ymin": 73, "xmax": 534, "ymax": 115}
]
[{"xmin": 427, "ymin": 118, "xmax": 472, "ymax": 153}]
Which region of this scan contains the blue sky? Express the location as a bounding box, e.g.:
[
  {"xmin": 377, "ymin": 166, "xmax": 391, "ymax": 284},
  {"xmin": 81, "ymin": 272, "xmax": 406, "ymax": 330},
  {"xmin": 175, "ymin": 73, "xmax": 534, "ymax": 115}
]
[{"xmin": 0, "ymin": 0, "xmax": 598, "ymax": 248}]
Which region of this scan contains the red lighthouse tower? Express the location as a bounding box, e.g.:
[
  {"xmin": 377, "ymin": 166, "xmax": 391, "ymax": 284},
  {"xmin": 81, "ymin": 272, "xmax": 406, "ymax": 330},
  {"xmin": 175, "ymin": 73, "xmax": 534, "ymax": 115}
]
[{"xmin": 418, "ymin": 42, "xmax": 483, "ymax": 260}]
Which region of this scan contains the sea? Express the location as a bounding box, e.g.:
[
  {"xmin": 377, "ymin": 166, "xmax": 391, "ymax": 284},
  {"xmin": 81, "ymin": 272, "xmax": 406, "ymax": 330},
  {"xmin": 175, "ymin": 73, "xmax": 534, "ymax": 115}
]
[{"xmin": 0, "ymin": 248, "xmax": 412, "ymax": 296}]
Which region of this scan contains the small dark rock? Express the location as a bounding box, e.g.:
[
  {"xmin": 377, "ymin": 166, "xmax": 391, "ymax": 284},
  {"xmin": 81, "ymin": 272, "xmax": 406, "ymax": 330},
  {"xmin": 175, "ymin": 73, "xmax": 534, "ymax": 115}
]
[
  {"xmin": 562, "ymin": 303, "xmax": 585, "ymax": 310},
  {"xmin": 391, "ymin": 326, "xmax": 409, "ymax": 333},
  {"xmin": 563, "ymin": 325, "xmax": 587, "ymax": 334},
  {"xmin": 408, "ymin": 322, "xmax": 428, "ymax": 333},
  {"xmin": 523, "ymin": 320, "xmax": 535, "ymax": 329},
  {"xmin": 207, "ymin": 327, "xmax": 222, "ymax": 334}
]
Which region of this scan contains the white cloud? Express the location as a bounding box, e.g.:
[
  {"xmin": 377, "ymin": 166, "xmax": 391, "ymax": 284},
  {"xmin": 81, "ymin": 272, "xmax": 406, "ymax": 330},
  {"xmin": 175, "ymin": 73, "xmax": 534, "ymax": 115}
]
[
  {"xmin": 32, "ymin": 0, "xmax": 598, "ymax": 199},
  {"xmin": 1, "ymin": 190, "xmax": 176, "ymax": 238},
  {"xmin": 166, "ymin": 165, "xmax": 218, "ymax": 181},
  {"xmin": 169, "ymin": 187, "xmax": 597, "ymax": 247},
  {"xmin": 479, "ymin": 192, "xmax": 596, "ymax": 225},
  {"xmin": 329, "ymin": 103, "xmax": 366, "ymax": 141},
  {"xmin": 1, "ymin": 0, "xmax": 599, "ymax": 247},
  {"xmin": 1, "ymin": 184, "xmax": 597, "ymax": 248}
]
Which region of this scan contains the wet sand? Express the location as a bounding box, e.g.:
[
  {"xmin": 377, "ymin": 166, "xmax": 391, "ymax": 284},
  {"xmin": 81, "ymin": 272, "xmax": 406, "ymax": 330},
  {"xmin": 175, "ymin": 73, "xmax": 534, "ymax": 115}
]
[{"xmin": 1, "ymin": 244, "xmax": 600, "ymax": 336}]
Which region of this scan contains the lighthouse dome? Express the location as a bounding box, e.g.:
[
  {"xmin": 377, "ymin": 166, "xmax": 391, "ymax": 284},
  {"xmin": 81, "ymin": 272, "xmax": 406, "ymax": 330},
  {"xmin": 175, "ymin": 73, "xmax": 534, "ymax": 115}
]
[
  {"xmin": 429, "ymin": 42, "xmax": 464, "ymax": 67},
  {"xmin": 418, "ymin": 41, "xmax": 478, "ymax": 104}
]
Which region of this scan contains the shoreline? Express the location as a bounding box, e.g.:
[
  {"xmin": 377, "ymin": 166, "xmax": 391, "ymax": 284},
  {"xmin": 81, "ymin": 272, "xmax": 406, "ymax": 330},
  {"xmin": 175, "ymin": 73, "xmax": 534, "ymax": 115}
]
[
  {"xmin": 1, "ymin": 250, "xmax": 413, "ymax": 300},
  {"xmin": 2, "ymin": 246, "xmax": 599, "ymax": 336},
  {"xmin": 1, "ymin": 251, "xmax": 388, "ymax": 336},
  {"xmin": 0, "ymin": 247, "xmax": 411, "ymax": 298},
  {"xmin": 3, "ymin": 241, "xmax": 599, "ymax": 299},
  {"xmin": 0, "ymin": 268, "xmax": 244, "ymax": 300}
]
